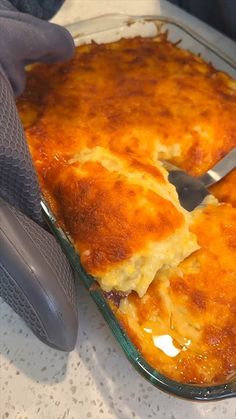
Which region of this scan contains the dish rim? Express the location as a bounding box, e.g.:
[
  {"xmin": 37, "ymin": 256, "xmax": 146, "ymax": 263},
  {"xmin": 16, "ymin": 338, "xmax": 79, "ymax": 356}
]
[
  {"xmin": 41, "ymin": 200, "xmax": 236, "ymax": 401},
  {"xmin": 40, "ymin": 14, "xmax": 236, "ymax": 400},
  {"xmin": 65, "ymin": 13, "xmax": 236, "ymax": 69}
]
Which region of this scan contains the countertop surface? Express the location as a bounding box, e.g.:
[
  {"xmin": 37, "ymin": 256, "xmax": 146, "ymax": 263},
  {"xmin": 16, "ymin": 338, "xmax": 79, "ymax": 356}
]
[{"xmin": 1, "ymin": 1, "xmax": 236, "ymax": 418}]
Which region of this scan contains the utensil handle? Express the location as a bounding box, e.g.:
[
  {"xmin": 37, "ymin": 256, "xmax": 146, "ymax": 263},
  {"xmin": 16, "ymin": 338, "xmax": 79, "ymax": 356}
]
[{"xmin": 198, "ymin": 147, "xmax": 236, "ymax": 188}]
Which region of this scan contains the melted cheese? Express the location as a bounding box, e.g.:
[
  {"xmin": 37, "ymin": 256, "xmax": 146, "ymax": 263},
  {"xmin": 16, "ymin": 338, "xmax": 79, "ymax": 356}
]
[
  {"xmin": 117, "ymin": 204, "xmax": 236, "ymax": 384},
  {"xmin": 210, "ymin": 170, "xmax": 236, "ymax": 207},
  {"xmin": 44, "ymin": 147, "xmax": 198, "ymax": 297},
  {"xmin": 17, "ymin": 34, "xmax": 236, "ymax": 384},
  {"xmin": 18, "ymin": 36, "xmax": 236, "ymax": 180}
]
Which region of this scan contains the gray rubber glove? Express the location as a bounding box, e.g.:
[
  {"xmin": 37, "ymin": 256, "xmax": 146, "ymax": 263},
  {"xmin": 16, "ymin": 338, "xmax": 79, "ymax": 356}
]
[{"xmin": 0, "ymin": 1, "xmax": 78, "ymax": 351}]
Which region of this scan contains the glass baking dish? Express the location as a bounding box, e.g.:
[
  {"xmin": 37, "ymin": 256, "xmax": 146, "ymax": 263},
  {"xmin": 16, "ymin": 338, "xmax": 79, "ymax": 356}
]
[{"xmin": 41, "ymin": 14, "xmax": 236, "ymax": 400}]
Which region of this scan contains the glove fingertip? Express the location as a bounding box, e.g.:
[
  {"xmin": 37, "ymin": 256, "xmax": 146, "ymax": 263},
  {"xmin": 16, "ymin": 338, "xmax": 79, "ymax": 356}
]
[
  {"xmin": 44, "ymin": 23, "xmax": 75, "ymax": 63},
  {"xmin": 13, "ymin": 67, "xmax": 26, "ymax": 97}
]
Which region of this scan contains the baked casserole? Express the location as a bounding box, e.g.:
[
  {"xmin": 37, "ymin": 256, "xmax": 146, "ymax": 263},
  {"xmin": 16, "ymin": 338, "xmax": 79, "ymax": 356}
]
[{"xmin": 17, "ymin": 33, "xmax": 236, "ymax": 386}]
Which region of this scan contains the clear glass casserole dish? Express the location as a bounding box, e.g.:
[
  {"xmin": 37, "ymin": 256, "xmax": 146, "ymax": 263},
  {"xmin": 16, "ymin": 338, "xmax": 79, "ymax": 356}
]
[{"xmin": 41, "ymin": 14, "xmax": 236, "ymax": 400}]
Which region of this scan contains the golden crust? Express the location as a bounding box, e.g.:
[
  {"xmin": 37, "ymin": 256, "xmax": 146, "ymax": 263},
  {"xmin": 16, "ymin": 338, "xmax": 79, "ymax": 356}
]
[
  {"xmin": 54, "ymin": 161, "xmax": 182, "ymax": 268},
  {"xmin": 38, "ymin": 146, "xmax": 197, "ymax": 296},
  {"xmin": 18, "ymin": 36, "xmax": 236, "ymax": 178},
  {"xmin": 210, "ymin": 170, "xmax": 236, "ymax": 207},
  {"xmin": 17, "ymin": 35, "xmax": 236, "ymax": 384},
  {"xmin": 116, "ymin": 204, "xmax": 236, "ymax": 384}
]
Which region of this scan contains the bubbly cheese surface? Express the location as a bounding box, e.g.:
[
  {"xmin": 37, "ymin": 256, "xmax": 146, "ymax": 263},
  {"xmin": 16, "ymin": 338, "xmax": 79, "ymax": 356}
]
[
  {"xmin": 41, "ymin": 146, "xmax": 198, "ymax": 297},
  {"xmin": 116, "ymin": 203, "xmax": 236, "ymax": 384},
  {"xmin": 19, "ymin": 36, "xmax": 236, "ymax": 179},
  {"xmin": 17, "ymin": 34, "xmax": 236, "ymax": 385}
]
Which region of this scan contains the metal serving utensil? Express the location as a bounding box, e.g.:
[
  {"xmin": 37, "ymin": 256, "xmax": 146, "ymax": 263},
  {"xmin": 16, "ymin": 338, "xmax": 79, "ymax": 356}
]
[{"xmin": 163, "ymin": 147, "xmax": 236, "ymax": 211}]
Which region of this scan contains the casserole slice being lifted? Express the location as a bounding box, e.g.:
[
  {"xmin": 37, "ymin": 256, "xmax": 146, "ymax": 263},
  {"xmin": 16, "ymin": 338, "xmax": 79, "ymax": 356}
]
[{"xmin": 40, "ymin": 146, "xmax": 199, "ymax": 297}]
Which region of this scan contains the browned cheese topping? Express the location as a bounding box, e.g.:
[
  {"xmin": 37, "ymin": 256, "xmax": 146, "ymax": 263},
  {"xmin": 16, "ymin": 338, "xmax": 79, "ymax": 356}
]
[{"xmin": 17, "ymin": 35, "xmax": 236, "ymax": 384}]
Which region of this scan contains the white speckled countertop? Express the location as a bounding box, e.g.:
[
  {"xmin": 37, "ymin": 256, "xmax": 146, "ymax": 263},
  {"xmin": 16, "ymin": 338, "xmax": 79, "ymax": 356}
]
[{"xmin": 1, "ymin": 1, "xmax": 236, "ymax": 418}]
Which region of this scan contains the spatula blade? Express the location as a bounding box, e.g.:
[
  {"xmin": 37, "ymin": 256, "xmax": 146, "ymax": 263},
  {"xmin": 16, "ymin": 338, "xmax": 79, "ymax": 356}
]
[{"xmin": 167, "ymin": 169, "xmax": 209, "ymax": 212}]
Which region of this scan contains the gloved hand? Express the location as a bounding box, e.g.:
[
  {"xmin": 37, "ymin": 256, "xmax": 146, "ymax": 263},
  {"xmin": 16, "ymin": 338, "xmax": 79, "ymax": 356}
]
[{"xmin": 0, "ymin": 0, "xmax": 78, "ymax": 351}]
